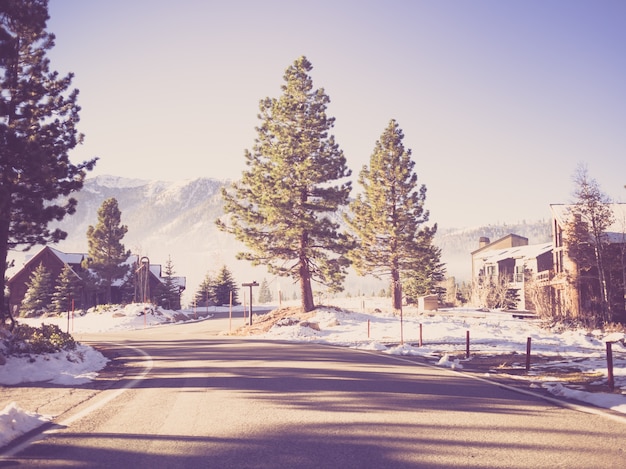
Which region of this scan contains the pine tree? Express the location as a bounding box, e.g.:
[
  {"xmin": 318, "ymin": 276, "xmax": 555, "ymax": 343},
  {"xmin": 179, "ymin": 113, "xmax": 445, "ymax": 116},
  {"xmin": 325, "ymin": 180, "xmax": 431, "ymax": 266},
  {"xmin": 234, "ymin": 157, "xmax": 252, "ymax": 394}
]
[
  {"xmin": 51, "ymin": 263, "xmax": 80, "ymax": 312},
  {"xmin": 21, "ymin": 262, "xmax": 53, "ymax": 316},
  {"xmin": 194, "ymin": 273, "xmax": 215, "ymax": 307},
  {"xmin": 0, "ymin": 0, "xmax": 97, "ymax": 324},
  {"xmin": 345, "ymin": 119, "xmax": 443, "ymax": 312},
  {"xmin": 565, "ymin": 164, "xmax": 615, "ymax": 324},
  {"xmin": 86, "ymin": 198, "xmax": 130, "ymax": 304},
  {"xmin": 213, "ymin": 265, "xmax": 238, "ymax": 306},
  {"xmin": 158, "ymin": 256, "xmax": 181, "ymax": 310},
  {"xmin": 258, "ymin": 278, "xmax": 273, "ymax": 304},
  {"xmin": 217, "ymin": 56, "xmax": 352, "ymax": 312}
]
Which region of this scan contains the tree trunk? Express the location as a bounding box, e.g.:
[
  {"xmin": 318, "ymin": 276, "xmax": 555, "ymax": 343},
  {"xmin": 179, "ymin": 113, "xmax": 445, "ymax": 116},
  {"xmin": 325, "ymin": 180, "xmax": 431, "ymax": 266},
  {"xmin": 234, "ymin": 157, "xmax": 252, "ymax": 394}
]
[
  {"xmin": 299, "ymin": 229, "xmax": 315, "ymax": 312},
  {"xmin": 391, "ymin": 268, "xmax": 402, "ymax": 313},
  {"xmin": 594, "ymin": 244, "xmax": 610, "ymax": 322},
  {"xmin": 0, "ymin": 218, "xmax": 9, "ymax": 325},
  {"xmin": 300, "ymin": 260, "xmax": 315, "ymax": 312}
]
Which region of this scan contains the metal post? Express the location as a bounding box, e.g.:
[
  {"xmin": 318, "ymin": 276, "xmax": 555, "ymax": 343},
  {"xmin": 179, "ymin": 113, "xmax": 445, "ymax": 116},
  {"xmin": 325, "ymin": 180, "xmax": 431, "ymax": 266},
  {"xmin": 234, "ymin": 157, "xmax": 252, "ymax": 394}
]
[
  {"xmin": 607, "ymin": 341, "xmax": 614, "ymax": 392},
  {"xmin": 466, "ymin": 330, "xmax": 470, "ymax": 358},
  {"xmin": 229, "ymin": 290, "xmax": 233, "ymax": 332},
  {"xmin": 419, "ymin": 323, "xmax": 423, "ymax": 347},
  {"xmin": 525, "ymin": 337, "xmax": 532, "ymax": 371},
  {"xmin": 242, "ymin": 282, "xmax": 259, "ymax": 326}
]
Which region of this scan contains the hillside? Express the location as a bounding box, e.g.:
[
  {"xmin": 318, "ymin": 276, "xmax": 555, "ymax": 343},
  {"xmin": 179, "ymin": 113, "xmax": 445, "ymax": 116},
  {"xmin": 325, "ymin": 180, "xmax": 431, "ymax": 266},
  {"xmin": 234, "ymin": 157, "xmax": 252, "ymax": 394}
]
[{"xmin": 8, "ymin": 176, "xmax": 552, "ymax": 304}]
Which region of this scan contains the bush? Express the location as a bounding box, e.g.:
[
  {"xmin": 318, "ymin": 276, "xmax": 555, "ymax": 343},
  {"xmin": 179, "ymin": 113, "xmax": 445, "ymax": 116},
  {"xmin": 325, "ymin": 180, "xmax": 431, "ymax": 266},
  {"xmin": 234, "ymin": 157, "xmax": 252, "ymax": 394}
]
[{"xmin": 3, "ymin": 323, "xmax": 77, "ymax": 356}]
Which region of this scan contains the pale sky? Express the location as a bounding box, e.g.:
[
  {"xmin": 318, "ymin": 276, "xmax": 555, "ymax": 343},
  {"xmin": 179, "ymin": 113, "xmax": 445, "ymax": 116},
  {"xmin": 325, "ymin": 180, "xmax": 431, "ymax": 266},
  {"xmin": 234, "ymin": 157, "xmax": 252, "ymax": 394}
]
[{"xmin": 46, "ymin": 0, "xmax": 626, "ymax": 228}]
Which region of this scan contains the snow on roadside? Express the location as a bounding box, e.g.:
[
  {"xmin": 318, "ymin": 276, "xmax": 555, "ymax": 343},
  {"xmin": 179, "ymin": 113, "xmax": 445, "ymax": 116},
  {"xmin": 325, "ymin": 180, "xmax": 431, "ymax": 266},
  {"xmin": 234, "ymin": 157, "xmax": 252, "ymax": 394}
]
[
  {"xmin": 1, "ymin": 299, "xmax": 626, "ymax": 449},
  {"xmin": 0, "ymin": 344, "xmax": 108, "ymax": 386},
  {"xmin": 0, "ymin": 402, "xmax": 51, "ymax": 448}
]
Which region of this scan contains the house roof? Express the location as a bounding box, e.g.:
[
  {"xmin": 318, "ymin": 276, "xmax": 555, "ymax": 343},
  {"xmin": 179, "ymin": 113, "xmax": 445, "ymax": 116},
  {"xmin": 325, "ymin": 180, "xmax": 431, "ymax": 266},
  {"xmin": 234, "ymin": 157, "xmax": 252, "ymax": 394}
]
[
  {"xmin": 11, "ymin": 246, "xmax": 185, "ymax": 290},
  {"xmin": 9, "ymin": 246, "xmax": 84, "ymax": 284},
  {"xmin": 551, "ymin": 203, "xmax": 626, "ymax": 243},
  {"xmin": 47, "ymin": 247, "xmax": 88, "ymax": 266},
  {"xmin": 477, "ymin": 242, "xmax": 552, "ymax": 265},
  {"xmin": 470, "ymin": 233, "xmax": 529, "ymax": 256}
]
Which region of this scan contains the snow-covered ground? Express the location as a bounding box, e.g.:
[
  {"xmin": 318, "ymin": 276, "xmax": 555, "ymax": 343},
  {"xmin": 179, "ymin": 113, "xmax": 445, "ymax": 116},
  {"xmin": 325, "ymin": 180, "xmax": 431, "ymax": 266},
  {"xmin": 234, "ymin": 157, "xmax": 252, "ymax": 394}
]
[{"xmin": 1, "ymin": 298, "xmax": 625, "ymax": 447}]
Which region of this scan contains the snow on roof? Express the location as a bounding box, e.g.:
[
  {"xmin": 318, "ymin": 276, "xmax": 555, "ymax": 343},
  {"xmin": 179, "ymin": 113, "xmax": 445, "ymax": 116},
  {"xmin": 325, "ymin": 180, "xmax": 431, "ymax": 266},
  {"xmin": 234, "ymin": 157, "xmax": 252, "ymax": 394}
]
[
  {"xmin": 149, "ymin": 264, "xmax": 161, "ymax": 278},
  {"xmin": 47, "ymin": 247, "xmax": 87, "ymax": 266},
  {"xmin": 478, "ymin": 243, "xmax": 552, "ymax": 264}
]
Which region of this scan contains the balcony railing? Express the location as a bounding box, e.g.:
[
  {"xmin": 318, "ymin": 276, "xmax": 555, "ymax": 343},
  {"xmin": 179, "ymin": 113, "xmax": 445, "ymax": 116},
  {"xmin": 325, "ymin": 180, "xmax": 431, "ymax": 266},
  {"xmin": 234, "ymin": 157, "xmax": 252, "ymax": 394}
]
[{"xmin": 535, "ymin": 270, "xmax": 552, "ymax": 283}]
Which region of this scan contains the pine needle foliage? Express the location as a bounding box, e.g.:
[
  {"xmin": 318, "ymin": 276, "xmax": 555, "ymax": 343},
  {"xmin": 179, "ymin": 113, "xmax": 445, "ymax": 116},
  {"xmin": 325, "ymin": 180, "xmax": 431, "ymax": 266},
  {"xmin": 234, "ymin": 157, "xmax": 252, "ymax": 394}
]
[
  {"xmin": 217, "ymin": 56, "xmax": 352, "ymax": 312},
  {"xmin": 51, "ymin": 263, "xmax": 81, "ymax": 312},
  {"xmin": 21, "ymin": 262, "xmax": 53, "ymax": 315},
  {"xmin": 258, "ymin": 278, "xmax": 273, "ymax": 304},
  {"xmin": 194, "ymin": 272, "xmax": 215, "ymax": 307},
  {"xmin": 0, "ymin": 0, "xmax": 97, "ymax": 323},
  {"xmin": 86, "ymin": 198, "xmax": 130, "ymax": 304},
  {"xmin": 158, "ymin": 256, "xmax": 182, "ymax": 310},
  {"xmin": 345, "ymin": 119, "xmax": 443, "ymax": 311},
  {"xmin": 214, "ymin": 265, "xmax": 238, "ymax": 306}
]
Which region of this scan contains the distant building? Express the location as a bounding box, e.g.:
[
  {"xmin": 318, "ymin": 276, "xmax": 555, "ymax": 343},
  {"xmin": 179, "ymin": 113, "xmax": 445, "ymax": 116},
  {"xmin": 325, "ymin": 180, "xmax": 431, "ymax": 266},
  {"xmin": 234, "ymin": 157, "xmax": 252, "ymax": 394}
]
[
  {"xmin": 470, "ymin": 234, "xmax": 552, "ymax": 310},
  {"xmin": 469, "ymin": 203, "xmax": 626, "ymax": 318},
  {"xmin": 549, "ymin": 203, "xmax": 626, "ymax": 321},
  {"xmin": 7, "ymin": 246, "xmax": 185, "ymax": 314}
]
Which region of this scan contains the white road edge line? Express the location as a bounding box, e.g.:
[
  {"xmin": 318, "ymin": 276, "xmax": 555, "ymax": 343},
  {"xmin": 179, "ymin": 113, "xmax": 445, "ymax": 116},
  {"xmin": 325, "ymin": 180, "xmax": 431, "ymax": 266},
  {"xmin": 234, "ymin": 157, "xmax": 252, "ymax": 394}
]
[
  {"xmin": 58, "ymin": 343, "xmax": 154, "ymax": 427},
  {"xmin": 350, "ymin": 345, "xmax": 626, "ymax": 426},
  {"xmin": 1, "ymin": 343, "xmax": 153, "ymax": 459}
]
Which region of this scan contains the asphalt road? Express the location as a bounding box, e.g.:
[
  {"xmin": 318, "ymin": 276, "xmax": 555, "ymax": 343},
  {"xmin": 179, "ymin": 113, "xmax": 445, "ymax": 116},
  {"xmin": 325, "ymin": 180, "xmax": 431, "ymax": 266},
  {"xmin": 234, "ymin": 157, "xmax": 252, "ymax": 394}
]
[{"xmin": 2, "ymin": 315, "xmax": 625, "ymax": 468}]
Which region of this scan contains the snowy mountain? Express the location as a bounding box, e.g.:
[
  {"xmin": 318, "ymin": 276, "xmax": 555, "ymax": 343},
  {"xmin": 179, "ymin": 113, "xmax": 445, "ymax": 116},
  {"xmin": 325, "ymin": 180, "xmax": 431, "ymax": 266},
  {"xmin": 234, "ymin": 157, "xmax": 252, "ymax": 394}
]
[
  {"xmin": 39, "ymin": 176, "xmax": 259, "ymax": 305},
  {"xmin": 9, "ymin": 176, "xmax": 552, "ymax": 304}
]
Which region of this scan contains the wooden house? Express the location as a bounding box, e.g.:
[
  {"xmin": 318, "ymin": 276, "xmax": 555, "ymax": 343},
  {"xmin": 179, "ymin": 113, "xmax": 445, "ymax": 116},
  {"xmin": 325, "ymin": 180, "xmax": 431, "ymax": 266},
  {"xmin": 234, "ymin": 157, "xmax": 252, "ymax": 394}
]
[{"xmin": 7, "ymin": 246, "xmax": 186, "ymax": 314}]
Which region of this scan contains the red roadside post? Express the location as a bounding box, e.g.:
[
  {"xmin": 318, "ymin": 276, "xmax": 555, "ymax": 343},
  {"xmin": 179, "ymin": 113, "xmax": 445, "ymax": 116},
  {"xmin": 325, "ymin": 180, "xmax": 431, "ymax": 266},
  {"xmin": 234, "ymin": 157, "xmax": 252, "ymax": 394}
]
[{"xmin": 526, "ymin": 337, "xmax": 532, "ymax": 371}]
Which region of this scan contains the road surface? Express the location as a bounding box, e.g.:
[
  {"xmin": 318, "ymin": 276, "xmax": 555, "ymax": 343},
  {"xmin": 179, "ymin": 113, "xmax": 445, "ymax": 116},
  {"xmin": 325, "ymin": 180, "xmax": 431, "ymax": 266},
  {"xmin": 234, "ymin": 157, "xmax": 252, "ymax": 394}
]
[{"xmin": 2, "ymin": 315, "xmax": 625, "ymax": 468}]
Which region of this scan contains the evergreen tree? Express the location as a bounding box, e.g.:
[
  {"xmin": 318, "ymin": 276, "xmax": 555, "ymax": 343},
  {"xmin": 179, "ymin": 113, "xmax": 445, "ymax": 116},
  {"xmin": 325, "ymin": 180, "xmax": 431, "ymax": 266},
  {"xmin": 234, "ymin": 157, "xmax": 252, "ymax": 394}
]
[
  {"xmin": 194, "ymin": 272, "xmax": 216, "ymax": 307},
  {"xmin": 0, "ymin": 0, "xmax": 97, "ymax": 324},
  {"xmin": 213, "ymin": 265, "xmax": 238, "ymax": 306},
  {"xmin": 86, "ymin": 198, "xmax": 130, "ymax": 304},
  {"xmin": 565, "ymin": 164, "xmax": 615, "ymax": 324},
  {"xmin": 158, "ymin": 255, "xmax": 181, "ymax": 310},
  {"xmin": 78, "ymin": 266, "xmax": 101, "ymax": 309},
  {"xmin": 21, "ymin": 262, "xmax": 53, "ymax": 315},
  {"xmin": 51, "ymin": 263, "xmax": 80, "ymax": 312},
  {"xmin": 258, "ymin": 278, "xmax": 273, "ymax": 304},
  {"xmin": 217, "ymin": 56, "xmax": 352, "ymax": 312},
  {"xmin": 345, "ymin": 120, "xmax": 443, "ymax": 312}
]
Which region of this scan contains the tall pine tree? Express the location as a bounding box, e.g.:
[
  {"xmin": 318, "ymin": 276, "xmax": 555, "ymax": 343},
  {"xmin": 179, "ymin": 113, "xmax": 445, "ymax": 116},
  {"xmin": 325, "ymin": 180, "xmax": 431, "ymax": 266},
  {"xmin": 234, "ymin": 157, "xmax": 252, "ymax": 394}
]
[
  {"xmin": 0, "ymin": 0, "xmax": 96, "ymax": 324},
  {"xmin": 86, "ymin": 198, "xmax": 130, "ymax": 304},
  {"xmin": 217, "ymin": 56, "xmax": 352, "ymax": 312},
  {"xmin": 345, "ymin": 119, "xmax": 443, "ymax": 312}
]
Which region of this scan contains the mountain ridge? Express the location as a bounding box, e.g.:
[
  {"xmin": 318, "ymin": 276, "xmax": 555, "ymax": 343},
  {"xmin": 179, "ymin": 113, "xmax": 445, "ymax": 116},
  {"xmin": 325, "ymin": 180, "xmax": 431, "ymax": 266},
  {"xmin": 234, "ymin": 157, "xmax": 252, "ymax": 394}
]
[{"xmin": 9, "ymin": 176, "xmax": 552, "ymax": 304}]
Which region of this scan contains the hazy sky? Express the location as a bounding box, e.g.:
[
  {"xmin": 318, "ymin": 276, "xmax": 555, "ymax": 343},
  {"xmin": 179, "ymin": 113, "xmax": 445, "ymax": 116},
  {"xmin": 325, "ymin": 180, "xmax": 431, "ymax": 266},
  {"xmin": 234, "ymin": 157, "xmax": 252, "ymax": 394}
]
[{"xmin": 46, "ymin": 0, "xmax": 626, "ymax": 228}]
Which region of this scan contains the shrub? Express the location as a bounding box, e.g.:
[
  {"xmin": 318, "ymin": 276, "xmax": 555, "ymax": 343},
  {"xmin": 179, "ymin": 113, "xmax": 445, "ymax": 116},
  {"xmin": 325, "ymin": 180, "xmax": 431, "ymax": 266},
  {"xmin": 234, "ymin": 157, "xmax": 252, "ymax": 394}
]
[{"xmin": 3, "ymin": 323, "xmax": 77, "ymax": 356}]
